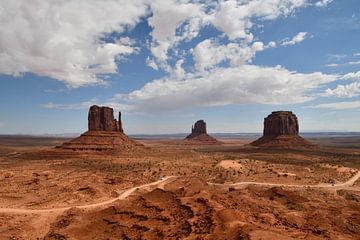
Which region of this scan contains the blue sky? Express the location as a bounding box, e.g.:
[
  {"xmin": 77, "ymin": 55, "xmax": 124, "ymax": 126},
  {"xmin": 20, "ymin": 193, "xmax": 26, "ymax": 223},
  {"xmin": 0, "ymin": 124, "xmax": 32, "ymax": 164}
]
[{"xmin": 0, "ymin": 0, "xmax": 359, "ymax": 134}]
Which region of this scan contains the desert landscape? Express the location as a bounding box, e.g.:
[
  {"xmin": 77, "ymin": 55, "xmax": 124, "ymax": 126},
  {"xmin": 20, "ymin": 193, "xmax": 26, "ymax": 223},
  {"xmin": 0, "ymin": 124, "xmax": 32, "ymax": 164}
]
[
  {"xmin": 0, "ymin": 106, "xmax": 359, "ymax": 240},
  {"xmin": 1, "ymin": 1, "xmax": 360, "ymax": 240}
]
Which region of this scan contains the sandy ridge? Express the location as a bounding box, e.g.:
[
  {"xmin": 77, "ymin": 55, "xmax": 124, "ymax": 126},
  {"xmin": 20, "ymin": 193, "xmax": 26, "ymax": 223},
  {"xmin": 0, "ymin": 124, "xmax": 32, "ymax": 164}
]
[
  {"xmin": 0, "ymin": 176, "xmax": 177, "ymax": 214},
  {"xmin": 0, "ymin": 172, "xmax": 359, "ymax": 215}
]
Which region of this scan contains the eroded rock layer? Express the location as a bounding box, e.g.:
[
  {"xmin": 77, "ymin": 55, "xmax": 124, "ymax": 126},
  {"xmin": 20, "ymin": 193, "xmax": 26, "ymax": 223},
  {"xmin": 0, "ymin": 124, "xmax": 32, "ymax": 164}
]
[{"xmin": 251, "ymin": 111, "xmax": 313, "ymax": 148}]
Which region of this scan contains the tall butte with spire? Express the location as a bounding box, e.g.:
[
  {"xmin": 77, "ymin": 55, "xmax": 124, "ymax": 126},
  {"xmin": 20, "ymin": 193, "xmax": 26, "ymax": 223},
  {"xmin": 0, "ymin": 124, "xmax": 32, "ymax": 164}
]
[
  {"xmin": 185, "ymin": 120, "xmax": 221, "ymax": 144},
  {"xmin": 251, "ymin": 111, "xmax": 313, "ymax": 148},
  {"xmin": 87, "ymin": 105, "xmax": 123, "ymax": 132},
  {"xmin": 59, "ymin": 105, "xmax": 141, "ymax": 151}
]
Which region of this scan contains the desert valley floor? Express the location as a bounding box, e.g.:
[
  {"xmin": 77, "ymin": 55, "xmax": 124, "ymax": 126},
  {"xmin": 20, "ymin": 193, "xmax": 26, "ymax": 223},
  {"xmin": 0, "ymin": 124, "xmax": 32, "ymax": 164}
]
[{"xmin": 0, "ymin": 135, "xmax": 359, "ymax": 239}]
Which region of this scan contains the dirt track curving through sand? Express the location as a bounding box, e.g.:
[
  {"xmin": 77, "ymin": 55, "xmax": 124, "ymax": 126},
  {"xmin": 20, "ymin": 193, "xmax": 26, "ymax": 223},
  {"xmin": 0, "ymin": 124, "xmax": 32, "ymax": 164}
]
[
  {"xmin": 210, "ymin": 171, "xmax": 360, "ymax": 190},
  {"xmin": 0, "ymin": 176, "xmax": 178, "ymax": 214},
  {"xmin": 0, "ymin": 172, "xmax": 359, "ymax": 215}
]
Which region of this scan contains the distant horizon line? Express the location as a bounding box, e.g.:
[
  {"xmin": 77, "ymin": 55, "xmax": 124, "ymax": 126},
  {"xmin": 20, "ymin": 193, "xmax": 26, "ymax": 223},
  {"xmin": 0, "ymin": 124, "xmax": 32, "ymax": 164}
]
[{"xmin": 1, "ymin": 131, "xmax": 360, "ymax": 138}]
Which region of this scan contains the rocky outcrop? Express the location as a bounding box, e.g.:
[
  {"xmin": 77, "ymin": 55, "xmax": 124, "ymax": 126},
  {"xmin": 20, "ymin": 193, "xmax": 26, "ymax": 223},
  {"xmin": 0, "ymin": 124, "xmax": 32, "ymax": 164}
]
[
  {"xmin": 263, "ymin": 111, "xmax": 299, "ymax": 136},
  {"xmin": 117, "ymin": 112, "xmax": 123, "ymax": 133},
  {"xmin": 251, "ymin": 111, "xmax": 313, "ymax": 148},
  {"xmin": 59, "ymin": 105, "xmax": 141, "ymax": 151},
  {"xmin": 88, "ymin": 105, "xmax": 123, "ymax": 132},
  {"xmin": 185, "ymin": 120, "xmax": 221, "ymax": 144},
  {"xmin": 187, "ymin": 120, "xmax": 207, "ymax": 138}
]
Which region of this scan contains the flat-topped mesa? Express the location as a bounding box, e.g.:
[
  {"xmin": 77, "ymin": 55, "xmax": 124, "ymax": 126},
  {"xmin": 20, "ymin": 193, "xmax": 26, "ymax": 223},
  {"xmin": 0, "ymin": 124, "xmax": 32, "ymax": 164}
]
[
  {"xmin": 185, "ymin": 120, "xmax": 221, "ymax": 144},
  {"xmin": 88, "ymin": 105, "xmax": 123, "ymax": 132},
  {"xmin": 263, "ymin": 111, "xmax": 299, "ymax": 136},
  {"xmin": 251, "ymin": 111, "xmax": 313, "ymax": 148},
  {"xmin": 191, "ymin": 120, "xmax": 207, "ymax": 135}
]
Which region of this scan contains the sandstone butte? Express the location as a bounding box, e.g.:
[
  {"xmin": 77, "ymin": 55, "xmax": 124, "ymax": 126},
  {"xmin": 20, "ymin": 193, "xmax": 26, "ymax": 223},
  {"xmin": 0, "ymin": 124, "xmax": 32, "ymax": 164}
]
[
  {"xmin": 251, "ymin": 111, "xmax": 314, "ymax": 148},
  {"xmin": 185, "ymin": 120, "xmax": 221, "ymax": 144},
  {"xmin": 59, "ymin": 105, "xmax": 141, "ymax": 151}
]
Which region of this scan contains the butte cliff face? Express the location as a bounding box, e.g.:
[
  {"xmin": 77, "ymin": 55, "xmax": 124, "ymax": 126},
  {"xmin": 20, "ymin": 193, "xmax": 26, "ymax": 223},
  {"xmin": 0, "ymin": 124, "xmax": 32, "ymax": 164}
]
[
  {"xmin": 189, "ymin": 120, "xmax": 207, "ymax": 136},
  {"xmin": 88, "ymin": 105, "xmax": 123, "ymax": 132},
  {"xmin": 251, "ymin": 111, "xmax": 313, "ymax": 148},
  {"xmin": 59, "ymin": 105, "xmax": 140, "ymax": 151},
  {"xmin": 185, "ymin": 120, "xmax": 221, "ymax": 144},
  {"xmin": 263, "ymin": 111, "xmax": 299, "ymax": 136}
]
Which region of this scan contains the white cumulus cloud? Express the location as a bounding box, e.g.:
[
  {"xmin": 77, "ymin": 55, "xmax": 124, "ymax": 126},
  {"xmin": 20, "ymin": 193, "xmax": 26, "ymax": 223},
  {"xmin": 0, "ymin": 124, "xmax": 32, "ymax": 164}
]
[
  {"xmin": 0, "ymin": 0, "xmax": 317, "ymax": 87},
  {"xmin": 117, "ymin": 65, "xmax": 338, "ymax": 112},
  {"xmin": 315, "ymin": 0, "xmax": 333, "ymax": 7},
  {"xmin": 325, "ymin": 83, "xmax": 360, "ymax": 98},
  {"xmin": 325, "ymin": 71, "xmax": 360, "ymax": 97},
  {"xmin": 147, "ymin": 0, "xmax": 204, "ymax": 68},
  {"xmin": 210, "ymin": 0, "xmax": 307, "ymax": 40},
  {"xmin": 192, "ymin": 39, "xmax": 268, "ymax": 72},
  {"xmin": 0, "ymin": 0, "xmax": 149, "ymax": 88},
  {"xmin": 4, "ymin": 0, "xmax": 349, "ymax": 116},
  {"xmin": 281, "ymin": 32, "xmax": 309, "ymax": 46},
  {"xmin": 146, "ymin": 0, "xmax": 309, "ymax": 70}
]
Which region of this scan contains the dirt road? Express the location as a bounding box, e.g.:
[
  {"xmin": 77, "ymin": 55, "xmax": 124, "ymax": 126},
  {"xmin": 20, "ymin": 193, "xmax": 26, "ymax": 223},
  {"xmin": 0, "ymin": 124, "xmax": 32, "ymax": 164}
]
[
  {"xmin": 0, "ymin": 176, "xmax": 177, "ymax": 214},
  {"xmin": 210, "ymin": 171, "xmax": 360, "ymax": 189},
  {"xmin": 0, "ymin": 172, "xmax": 359, "ymax": 215}
]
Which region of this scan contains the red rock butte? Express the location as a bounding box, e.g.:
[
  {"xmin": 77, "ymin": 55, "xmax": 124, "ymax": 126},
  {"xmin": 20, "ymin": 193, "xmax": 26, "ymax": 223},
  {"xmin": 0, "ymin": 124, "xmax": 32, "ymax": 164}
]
[
  {"xmin": 88, "ymin": 105, "xmax": 123, "ymax": 132},
  {"xmin": 59, "ymin": 105, "xmax": 141, "ymax": 151},
  {"xmin": 185, "ymin": 120, "xmax": 221, "ymax": 144},
  {"xmin": 251, "ymin": 111, "xmax": 313, "ymax": 148}
]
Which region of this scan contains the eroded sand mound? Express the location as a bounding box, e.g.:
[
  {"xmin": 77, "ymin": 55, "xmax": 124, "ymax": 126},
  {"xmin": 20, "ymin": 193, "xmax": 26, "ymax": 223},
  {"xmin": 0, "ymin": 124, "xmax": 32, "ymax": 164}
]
[
  {"xmin": 44, "ymin": 177, "xmax": 360, "ymax": 240},
  {"xmin": 185, "ymin": 133, "xmax": 221, "ymax": 145},
  {"xmin": 251, "ymin": 135, "xmax": 314, "ymax": 149},
  {"xmin": 59, "ymin": 131, "xmax": 142, "ymax": 151}
]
